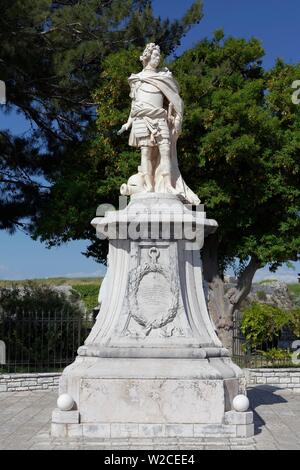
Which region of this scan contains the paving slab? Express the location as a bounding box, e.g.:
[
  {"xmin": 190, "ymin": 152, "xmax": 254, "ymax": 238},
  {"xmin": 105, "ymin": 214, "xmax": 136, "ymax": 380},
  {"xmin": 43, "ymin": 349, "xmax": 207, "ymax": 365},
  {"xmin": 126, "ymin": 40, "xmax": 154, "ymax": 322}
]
[{"xmin": 0, "ymin": 386, "xmax": 299, "ymax": 450}]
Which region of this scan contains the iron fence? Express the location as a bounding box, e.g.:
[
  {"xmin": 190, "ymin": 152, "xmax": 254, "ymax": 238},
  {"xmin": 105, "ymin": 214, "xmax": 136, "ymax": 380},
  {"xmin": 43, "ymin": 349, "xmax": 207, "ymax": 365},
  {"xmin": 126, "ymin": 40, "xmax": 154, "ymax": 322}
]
[
  {"xmin": 232, "ymin": 310, "xmax": 296, "ymax": 368},
  {"xmin": 0, "ymin": 308, "xmax": 94, "ymax": 373},
  {"xmin": 1, "ymin": 305, "xmax": 297, "ymax": 372}
]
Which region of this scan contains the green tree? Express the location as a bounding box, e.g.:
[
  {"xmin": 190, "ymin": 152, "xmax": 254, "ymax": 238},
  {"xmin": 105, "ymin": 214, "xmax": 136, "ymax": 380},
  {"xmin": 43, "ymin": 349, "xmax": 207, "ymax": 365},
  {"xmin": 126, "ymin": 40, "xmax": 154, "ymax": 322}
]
[
  {"xmin": 176, "ymin": 36, "xmax": 300, "ymax": 350},
  {"xmin": 32, "ymin": 33, "xmax": 300, "ymax": 350},
  {"xmin": 174, "ymin": 34, "xmax": 300, "ymax": 349},
  {"xmin": 32, "ymin": 48, "xmax": 142, "ymax": 262},
  {"xmin": 241, "ymin": 303, "xmax": 289, "ymax": 350},
  {"xmin": 0, "ymin": 0, "xmax": 203, "ymax": 231}
]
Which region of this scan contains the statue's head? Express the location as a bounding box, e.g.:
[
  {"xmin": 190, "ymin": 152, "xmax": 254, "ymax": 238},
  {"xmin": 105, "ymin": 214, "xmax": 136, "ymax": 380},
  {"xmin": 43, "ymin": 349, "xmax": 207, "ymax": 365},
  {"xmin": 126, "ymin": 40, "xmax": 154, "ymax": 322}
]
[{"xmin": 140, "ymin": 43, "xmax": 160, "ymax": 70}]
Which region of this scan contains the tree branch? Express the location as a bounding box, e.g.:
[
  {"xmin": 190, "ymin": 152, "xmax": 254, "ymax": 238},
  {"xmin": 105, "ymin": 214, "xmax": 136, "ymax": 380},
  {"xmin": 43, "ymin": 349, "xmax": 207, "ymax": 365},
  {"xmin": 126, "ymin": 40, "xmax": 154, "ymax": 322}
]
[{"xmin": 226, "ymin": 255, "xmax": 261, "ymax": 310}]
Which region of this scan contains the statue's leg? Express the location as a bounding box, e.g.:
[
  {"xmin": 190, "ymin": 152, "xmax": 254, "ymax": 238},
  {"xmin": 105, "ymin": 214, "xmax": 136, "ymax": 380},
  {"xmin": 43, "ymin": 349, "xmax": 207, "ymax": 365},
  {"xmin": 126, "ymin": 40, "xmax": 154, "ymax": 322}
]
[
  {"xmin": 159, "ymin": 142, "xmax": 178, "ymax": 195},
  {"xmin": 140, "ymin": 145, "xmax": 154, "ymax": 192}
]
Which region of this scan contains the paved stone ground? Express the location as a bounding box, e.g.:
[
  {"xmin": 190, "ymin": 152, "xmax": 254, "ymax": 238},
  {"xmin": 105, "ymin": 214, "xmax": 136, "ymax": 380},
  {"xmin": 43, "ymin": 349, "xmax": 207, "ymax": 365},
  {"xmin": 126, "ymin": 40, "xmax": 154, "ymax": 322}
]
[{"xmin": 0, "ymin": 386, "xmax": 299, "ymax": 450}]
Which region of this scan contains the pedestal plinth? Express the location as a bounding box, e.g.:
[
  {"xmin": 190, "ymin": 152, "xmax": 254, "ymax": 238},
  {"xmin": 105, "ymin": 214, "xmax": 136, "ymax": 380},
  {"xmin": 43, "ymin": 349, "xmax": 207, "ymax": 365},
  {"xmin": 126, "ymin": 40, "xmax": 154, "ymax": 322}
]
[{"xmin": 51, "ymin": 194, "xmax": 254, "ymax": 441}]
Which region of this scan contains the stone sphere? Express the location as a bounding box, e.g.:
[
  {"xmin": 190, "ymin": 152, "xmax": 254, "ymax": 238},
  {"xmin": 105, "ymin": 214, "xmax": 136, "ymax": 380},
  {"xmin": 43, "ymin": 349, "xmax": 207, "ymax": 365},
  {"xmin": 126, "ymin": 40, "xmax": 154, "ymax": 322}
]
[
  {"xmin": 57, "ymin": 394, "xmax": 74, "ymax": 411},
  {"xmin": 233, "ymin": 394, "xmax": 249, "ymax": 412}
]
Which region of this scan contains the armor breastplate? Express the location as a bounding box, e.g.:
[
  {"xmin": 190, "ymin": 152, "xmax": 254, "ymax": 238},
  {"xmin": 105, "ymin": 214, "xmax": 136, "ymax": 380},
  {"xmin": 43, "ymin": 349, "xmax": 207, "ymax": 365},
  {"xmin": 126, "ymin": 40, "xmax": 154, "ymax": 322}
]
[{"xmin": 136, "ymin": 82, "xmax": 164, "ymax": 108}]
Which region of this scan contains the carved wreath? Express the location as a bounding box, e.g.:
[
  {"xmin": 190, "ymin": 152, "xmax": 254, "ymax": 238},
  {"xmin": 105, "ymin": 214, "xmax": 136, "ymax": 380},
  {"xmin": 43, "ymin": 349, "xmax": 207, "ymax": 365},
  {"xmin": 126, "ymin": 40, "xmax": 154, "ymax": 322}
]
[{"xmin": 127, "ymin": 260, "xmax": 179, "ymax": 333}]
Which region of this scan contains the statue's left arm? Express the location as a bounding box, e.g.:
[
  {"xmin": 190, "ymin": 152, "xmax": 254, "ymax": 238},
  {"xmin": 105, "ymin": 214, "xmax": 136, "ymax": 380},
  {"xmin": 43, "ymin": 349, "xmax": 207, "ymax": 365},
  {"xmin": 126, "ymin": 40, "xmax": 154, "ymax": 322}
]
[{"xmin": 168, "ymin": 102, "xmax": 182, "ymax": 139}]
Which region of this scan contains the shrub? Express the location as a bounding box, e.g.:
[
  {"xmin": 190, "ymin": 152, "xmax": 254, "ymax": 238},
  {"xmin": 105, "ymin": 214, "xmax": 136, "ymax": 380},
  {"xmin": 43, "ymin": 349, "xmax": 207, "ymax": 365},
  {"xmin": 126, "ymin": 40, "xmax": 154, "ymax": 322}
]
[
  {"xmin": 289, "ymin": 308, "xmax": 300, "ymax": 338},
  {"xmin": 259, "ymin": 347, "xmax": 292, "ymax": 365},
  {"xmin": 72, "ymin": 284, "xmax": 100, "ymax": 313},
  {"xmin": 0, "ymin": 283, "xmax": 87, "ymax": 370},
  {"xmin": 256, "ymin": 290, "xmax": 267, "ymax": 301},
  {"xmin": 287, "ymin": 284, "xmax": 300, "ymax": 308},
  {"xmin": 241, "ymin": 303, "xmax": 290, "ymax": 350}
]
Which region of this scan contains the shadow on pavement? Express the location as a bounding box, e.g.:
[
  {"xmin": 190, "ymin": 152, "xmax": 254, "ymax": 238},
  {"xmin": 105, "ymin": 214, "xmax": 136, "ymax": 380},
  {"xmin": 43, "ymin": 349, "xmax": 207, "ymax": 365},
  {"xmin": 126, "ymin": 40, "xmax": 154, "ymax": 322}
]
[{"xmin": 247, "ymin": 385, "xmax": 288, "ymax": 435}]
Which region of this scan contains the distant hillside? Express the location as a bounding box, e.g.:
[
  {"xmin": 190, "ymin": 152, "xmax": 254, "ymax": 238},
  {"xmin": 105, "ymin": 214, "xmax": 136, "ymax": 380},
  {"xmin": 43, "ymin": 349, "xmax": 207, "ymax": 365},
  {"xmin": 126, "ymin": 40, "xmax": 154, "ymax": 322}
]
[
  {"xmin": 0, "ymin": 277, "xmax": 102, "ymax": 312},
  {"xmin": 0, "ymin": 277, "xmax": 101, "ymax": 287}
]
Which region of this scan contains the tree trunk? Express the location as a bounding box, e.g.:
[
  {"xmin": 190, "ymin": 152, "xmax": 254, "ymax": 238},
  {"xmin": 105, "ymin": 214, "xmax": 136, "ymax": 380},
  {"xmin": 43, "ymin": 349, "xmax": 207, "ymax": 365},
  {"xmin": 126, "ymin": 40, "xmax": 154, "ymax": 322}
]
[{"xmin": 202, "ymin": 233, "xmax": 261, "ymax": 354}]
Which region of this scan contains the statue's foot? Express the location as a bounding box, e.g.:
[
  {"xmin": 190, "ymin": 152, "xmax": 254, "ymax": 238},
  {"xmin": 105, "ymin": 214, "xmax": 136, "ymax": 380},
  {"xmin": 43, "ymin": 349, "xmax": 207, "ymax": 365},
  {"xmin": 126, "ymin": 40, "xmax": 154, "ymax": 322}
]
[
  {"xmin": 144, "ymin": 184, "xmax": 154, "ymax": 192},
  {"xmin": 166, "ymin": 184, "xmax": 179, "ymax": 196}
]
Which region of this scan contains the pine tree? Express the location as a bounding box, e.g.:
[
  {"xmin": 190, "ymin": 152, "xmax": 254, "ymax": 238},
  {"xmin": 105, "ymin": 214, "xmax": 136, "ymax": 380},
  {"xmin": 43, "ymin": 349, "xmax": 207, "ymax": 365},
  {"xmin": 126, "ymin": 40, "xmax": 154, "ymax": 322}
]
[{"xmin": 0, "ymin": 0, "xmax": 203, "ymax": 230}]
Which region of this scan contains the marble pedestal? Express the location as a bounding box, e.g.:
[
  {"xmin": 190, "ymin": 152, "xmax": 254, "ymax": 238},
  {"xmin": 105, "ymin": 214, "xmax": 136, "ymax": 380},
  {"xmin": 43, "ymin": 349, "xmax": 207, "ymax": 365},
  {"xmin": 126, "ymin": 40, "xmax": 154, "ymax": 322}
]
[{"xmin": 51, "ymin": 194, "xmax": 253, "ymax": 441}]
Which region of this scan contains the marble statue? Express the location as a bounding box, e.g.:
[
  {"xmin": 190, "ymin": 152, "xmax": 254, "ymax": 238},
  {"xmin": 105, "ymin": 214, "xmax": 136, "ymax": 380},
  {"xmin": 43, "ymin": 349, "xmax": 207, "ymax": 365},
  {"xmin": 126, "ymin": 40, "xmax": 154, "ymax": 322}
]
[
  {"xmin": 118, "ymin": 43, "xmax": 200, "ymax": 205},
  {"xmin": 51, "ymin": 44, "xmax": 254, "ymax": 444}
]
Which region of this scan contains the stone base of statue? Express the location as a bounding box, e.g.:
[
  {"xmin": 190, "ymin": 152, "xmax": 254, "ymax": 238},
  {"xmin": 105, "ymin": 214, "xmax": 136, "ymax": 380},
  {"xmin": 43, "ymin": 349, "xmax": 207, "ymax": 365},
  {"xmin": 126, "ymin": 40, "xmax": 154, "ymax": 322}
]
[{"xmin": 51, "ymin": 194, "xmax": 254, "ymax": 441}]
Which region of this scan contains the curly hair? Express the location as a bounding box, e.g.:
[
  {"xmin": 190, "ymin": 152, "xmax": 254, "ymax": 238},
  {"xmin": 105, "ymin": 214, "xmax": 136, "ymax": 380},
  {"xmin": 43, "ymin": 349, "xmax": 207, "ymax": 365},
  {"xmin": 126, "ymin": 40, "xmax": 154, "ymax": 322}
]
[{"xmin": 140, "ymin": 43, "xmax": 160, "ymax": 67}]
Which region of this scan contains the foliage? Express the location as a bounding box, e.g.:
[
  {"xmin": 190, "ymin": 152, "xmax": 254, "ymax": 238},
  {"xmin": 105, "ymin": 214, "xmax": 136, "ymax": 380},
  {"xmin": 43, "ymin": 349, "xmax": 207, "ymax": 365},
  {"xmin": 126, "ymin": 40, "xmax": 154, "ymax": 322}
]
[
  {"xmin": 72, "ymin": 284, "xmax": 100, "ymax": 312},
  {"xmin": 288, "ymin": 284, "xmax": 300, "ymax": 307},
  {"xmin": 0, "ymin": 277, "xmax": 101, "ymax": 312},
  {"xmin": 0, "ymin": 283, "xmax": 81, "ymax": 312},
  {"xmin": 256, "ymin": 290, "xmax": 267, "ymax": 301},
  {"xmin": 0, "ymin": 0, "xmax": 203, "ymax": 232},
  {"xmin": 171, "ymin": 35, "xmax": 300, "ymax": 274},
  {"xmin": 259, "ymin": 279, "xmax": 279, "ymax": 285},
  {"xmin": 32, "ymin": 49, "xmax": 144, "ymax": 260},
  {"xmin": 289, "ymin": 308, "xmax": 300, "ymax": 338},
  {"xmin": 0, "ymin": 283, "xmax": 85, "ymax": 368},
  {"xmin": 259, "ymin": 347, "xmax": 293, "ymax": 365},
  {"xmin": 0, "ymin": 277, "xmax": 101, "ymax": 288},
  {"xmin": 288, "ymin": 284, "xmax": 300, "ymax": 296},
  {"xmin": 2, "ymin": 6, "xmax": 299, "ymax": 339},
  {"xmin": 241, "ymin": 303, "xmax": 289, "ymax": 349},
  {"xmin": 32, "ymin": 32, "xmax": 300, "ymax": 275},
  {"xmin": 240, "ymin": 301, "xmax": 300, "ymax": 362}
]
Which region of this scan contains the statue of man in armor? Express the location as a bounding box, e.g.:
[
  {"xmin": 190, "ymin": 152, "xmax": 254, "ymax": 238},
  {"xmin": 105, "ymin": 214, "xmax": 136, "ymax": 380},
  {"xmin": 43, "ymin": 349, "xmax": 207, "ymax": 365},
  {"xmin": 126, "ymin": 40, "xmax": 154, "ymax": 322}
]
[{"xmin": 118, "ymin": 43, "xmax": 200, "ymax": 205}]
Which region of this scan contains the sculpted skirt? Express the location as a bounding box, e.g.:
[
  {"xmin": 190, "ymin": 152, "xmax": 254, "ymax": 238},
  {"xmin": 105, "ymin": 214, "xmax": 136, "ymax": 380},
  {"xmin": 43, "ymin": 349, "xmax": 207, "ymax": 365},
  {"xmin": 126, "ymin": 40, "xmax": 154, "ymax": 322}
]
[{"xmin": 131, "ymin": 117, "xmax": 171, "ymax": 147}]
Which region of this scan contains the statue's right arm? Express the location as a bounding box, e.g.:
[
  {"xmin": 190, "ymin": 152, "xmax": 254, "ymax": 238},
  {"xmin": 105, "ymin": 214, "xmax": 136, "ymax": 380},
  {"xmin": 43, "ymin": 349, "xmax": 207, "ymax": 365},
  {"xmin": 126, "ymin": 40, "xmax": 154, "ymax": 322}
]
[
  {"xmin": 117, "ymin": 112, "xmax": 133, "ymax": 135},
  {"xmin": 117, "ymin": 84, "xmax": 137, "ymax": 135}
]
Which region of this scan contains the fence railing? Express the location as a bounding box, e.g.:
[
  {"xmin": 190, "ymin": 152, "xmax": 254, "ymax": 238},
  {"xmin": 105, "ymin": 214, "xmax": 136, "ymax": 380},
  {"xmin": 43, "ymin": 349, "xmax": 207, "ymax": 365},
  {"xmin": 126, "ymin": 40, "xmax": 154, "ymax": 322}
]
[
  {"xmin": 1, "ymin": 306, "xmax": 297, "ymax": 372},
  {"xmin": 232, "ymin": 310, "xmax": 297, "ymax": 368},
  {"xmin": 0, "ymin": 308, "xmax": 95, "ymax": 373}
]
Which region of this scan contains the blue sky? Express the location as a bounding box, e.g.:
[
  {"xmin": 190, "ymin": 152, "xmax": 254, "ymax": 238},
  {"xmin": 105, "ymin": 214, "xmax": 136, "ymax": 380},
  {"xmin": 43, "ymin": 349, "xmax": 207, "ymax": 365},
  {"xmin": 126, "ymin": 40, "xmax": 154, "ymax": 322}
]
[
  {"xmin": 0, "ymin": 0, "xmax": 299, "ymax": 281},
  {"xmin": 154, "ymin": 0, "xmax": 300, "ymax": 69}
]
